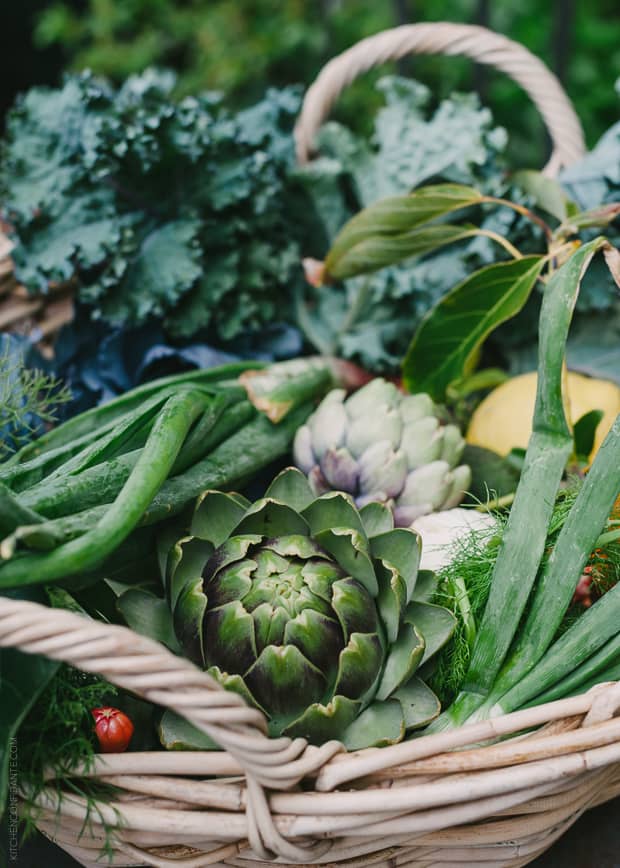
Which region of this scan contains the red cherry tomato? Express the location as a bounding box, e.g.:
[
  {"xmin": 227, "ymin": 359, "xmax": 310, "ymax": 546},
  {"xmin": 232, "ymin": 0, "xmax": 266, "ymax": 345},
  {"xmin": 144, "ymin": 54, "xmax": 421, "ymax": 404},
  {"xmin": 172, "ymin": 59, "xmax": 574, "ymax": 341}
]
[{"xmin": 92, "ymin": 707, "xmax": 134, "ymax": 753}]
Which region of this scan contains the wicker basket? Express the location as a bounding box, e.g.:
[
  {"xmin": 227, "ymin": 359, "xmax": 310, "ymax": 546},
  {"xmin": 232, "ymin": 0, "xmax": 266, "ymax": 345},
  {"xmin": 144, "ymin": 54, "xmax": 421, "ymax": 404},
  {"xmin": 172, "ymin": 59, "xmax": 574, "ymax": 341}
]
[
  {"xmin": 3, "ymin": 22, "xmax": 614, "ymax": 868},
  {"xmin": 0, "ymin": 228, "xmax": 73, "ymax": 357}
]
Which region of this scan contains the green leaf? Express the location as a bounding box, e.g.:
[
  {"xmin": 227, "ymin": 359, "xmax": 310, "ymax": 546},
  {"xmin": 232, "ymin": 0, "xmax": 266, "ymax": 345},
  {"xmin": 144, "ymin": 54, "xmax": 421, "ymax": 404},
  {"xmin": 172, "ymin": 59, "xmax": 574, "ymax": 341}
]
[
  {"xmin": 158, "ymin": 710, "xmax": 218, "ymax": 750},
  {"xmin": 341, "ymin": 698, "xmax": 404, "ymax": 750},
  {"xmin": 461, "ymin": 444, "xmax": 520, "ymax": 502},
  {"xmin": 117, "ymin": 589, "xmax": 182, "ymax": 652},
  {"xmin": 97, "ymin": 219, "xmax": 203, "ymax": 324},
  {"xmin": 573, "ymin": 409, "xmax": 605, "ymax": 459},
  {"xmin": 403, "ymin": 256, "xmax": 545, "ymax": 401},
  {"xmin": 405, "ymin": 602, "xmax": 457, "ymax": 667},
  {"xmin": 555, "ymin": 203, "xmax": 620, "ymax": 239},
  {"xmin": 513, "ymin": 170, "xmax": 577, "ymax": 222},
  {"xmin": 12, "ymin": 193, "xmax": 122, "ymax": 289},
  {"xmin": 375, "ymin": 622, "xmax": 425, "ymax": 701},
  {"xmin": 447, "ymin": 368, "xmax": 509, "ymax": 401},
  {"xmin": 327, "ymin": 185, "xmax": 482, "ymax": 261},
  {"xmin": 393, "ymin": 676, "xmax": 441, "ymax": 730},
  {"xmin": 326, "ymin": 224, "xmax": 478, "ymax": 281}
]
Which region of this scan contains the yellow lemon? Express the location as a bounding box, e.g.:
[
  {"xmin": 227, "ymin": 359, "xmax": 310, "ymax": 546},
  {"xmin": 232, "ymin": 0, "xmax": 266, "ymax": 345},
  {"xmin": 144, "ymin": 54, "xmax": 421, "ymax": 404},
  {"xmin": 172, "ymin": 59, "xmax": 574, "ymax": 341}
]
[{"xmin": 467, "ymin": 371, "xmax": 620, "ymax": 459}]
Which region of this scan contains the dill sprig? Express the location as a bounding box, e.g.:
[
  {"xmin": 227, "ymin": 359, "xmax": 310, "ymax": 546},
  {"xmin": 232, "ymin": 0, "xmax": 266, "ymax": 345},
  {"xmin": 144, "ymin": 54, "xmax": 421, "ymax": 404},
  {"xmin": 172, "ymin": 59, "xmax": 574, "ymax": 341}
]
[
  {"xmin": 0, "ymin": 338, "xmax": 71, "ymax": 460},
  {"xmin": 17, "ymin": 664, "xmax": 119, "ymax": 849},
  {"xmin": 429, "ymin": 518, "xmax": 503, "ymax": 707}
]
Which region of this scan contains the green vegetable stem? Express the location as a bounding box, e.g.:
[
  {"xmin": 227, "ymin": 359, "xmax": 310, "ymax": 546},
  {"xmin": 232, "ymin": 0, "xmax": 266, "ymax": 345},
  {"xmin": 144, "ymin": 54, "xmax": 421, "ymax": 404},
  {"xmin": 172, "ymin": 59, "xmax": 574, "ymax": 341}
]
[{"xmin": 0, "ymin": 389, "xmax": 209, "ymax": 587}]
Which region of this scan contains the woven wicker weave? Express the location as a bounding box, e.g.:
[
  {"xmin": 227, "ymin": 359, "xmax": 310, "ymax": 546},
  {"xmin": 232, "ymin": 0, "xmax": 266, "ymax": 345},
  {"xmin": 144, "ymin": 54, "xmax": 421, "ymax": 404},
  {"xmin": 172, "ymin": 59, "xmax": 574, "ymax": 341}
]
[
  {"xmin": 3, "ymin": 596, "xmax": 620, "ymax": 868},
  {"xmin": 2, "ymin": 23, "xmax": 609, "ymax": 868},
  {"xmin": 0, "ymin": 229, "xmax": 73, "ymax": 355}
]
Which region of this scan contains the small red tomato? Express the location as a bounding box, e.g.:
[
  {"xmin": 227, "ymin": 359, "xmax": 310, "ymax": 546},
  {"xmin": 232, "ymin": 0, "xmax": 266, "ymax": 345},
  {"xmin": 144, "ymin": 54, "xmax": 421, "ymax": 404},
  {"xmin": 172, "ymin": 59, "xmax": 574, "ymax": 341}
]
[{"xmin": 92, "ymin": 707, "xmax": 134, "ymax": 753}]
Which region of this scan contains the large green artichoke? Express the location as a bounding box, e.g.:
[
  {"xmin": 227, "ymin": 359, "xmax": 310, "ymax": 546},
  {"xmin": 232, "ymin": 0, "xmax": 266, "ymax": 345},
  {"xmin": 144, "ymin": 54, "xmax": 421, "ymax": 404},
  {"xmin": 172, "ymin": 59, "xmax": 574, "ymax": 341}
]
[
  {"xmin": 294, "ymin": 379, "xmax": 471, "ymax": 526},
  {"xmin": 161, "ymin": 467, "xmax": 456, "ymax": 749}
]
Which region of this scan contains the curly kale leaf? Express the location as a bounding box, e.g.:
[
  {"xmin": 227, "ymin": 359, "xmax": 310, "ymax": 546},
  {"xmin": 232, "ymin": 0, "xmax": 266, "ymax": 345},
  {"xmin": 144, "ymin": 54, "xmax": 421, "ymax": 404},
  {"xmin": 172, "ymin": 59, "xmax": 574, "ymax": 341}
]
[
  {"xmin": 294, "ymin": 76, "xmax": 516, "ymax": 371},
  {"xmin": 1, "ymin": 71, "xmax": 305, "ymax": 342}
]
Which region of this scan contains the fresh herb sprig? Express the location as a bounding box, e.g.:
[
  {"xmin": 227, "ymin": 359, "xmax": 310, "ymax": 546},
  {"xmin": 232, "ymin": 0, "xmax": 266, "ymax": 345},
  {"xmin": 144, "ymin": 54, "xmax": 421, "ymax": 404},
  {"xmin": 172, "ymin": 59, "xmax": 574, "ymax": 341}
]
[
  {"xmin": 430, "ymin": 481, "xmax": 620, "ymax": 708},
  {"xmin": 17, "ymin": 664, "xmax": 119, "ymax": 853},
  {"xmin": 0, "ymin": 339, "xmax": 71, "ymax": 460}
]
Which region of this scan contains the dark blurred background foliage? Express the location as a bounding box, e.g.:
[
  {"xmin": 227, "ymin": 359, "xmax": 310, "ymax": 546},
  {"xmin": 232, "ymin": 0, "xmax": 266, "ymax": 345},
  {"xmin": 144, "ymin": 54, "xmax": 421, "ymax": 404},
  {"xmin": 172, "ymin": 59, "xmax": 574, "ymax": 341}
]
[{"xmin": 2, "ymin": 0, "xmax": 620, "ymax": 167}]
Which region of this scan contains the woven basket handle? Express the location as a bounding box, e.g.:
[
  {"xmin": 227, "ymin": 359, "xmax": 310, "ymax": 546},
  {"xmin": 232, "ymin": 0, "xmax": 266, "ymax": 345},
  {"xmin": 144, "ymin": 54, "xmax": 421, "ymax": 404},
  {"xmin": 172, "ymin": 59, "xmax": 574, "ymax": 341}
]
[
  {"xmin": 0, "ymin": 597, "xmax": 342, "ymax": 859},
  {"xmin": 0, "ymin": 595, "xmax": 344, "ymax": 860},
  {"xmin": 295, "ymin": 22, "xmax": 585, "ymax": 176}
]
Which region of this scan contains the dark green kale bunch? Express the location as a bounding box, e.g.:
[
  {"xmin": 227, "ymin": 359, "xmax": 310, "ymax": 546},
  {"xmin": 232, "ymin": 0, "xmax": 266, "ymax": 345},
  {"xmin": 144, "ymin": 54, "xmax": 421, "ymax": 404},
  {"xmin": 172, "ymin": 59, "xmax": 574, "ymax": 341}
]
[{"xmin": 1, "ymin": 70, "xmax": 307, "ymax": 342}]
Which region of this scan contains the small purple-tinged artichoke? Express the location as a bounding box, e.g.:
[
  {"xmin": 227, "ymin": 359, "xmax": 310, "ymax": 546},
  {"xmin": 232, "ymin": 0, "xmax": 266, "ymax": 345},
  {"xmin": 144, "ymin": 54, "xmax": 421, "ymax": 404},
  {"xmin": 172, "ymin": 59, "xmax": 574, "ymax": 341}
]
[{"xmin": 294, "ymin": 378, "xmax": 471, "ymax": 526}]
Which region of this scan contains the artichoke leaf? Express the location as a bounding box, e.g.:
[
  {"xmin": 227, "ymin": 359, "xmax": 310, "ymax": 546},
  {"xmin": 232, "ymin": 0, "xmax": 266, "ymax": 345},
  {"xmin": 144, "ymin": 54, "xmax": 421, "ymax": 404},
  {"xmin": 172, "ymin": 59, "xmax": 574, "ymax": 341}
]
[
  {"xmin": 283, "ymin": 695, "xmax": 360, "ymax": 743},
  {"xmin": 204, "ymin": 600, "xmax": 257, "ymax": 674},
  {"xmin": 233, "ymin": 499, "xmax": 310, "ymax": 537},
  {"xmin": 375, "ymin": 622, "xmax": 425, "ymax": 701},
  {"xmin": 201, "ymin": 534, "xmax": 261, "ymax": 585},
  {"xmin": 206, "ymin": 558, "xmax": 256, "ymax": 608},
  {"xmin": 342, "ymin": 698, "xmax": 405, "ymax": 750},
  {"xmin": 332, "ymin": 631, "xmax": 384, "ymax": 702},
  {"xmin": 371, "ymin": 528, "xmax": 421, "ymax": 604},
  {"xmin": 375, "ymin": 560, "xmax": 407, "ymax": 644},
  {"xmin": 302, "ymin": 559, "xmax": 346, "ymax": 603},
  {"xmin": 191, "ymin": 490, "xmax": 250, "ymax": 546},
  {"xmin": 208, "ymin": 665, "xmax": 265, "ymax": 713},
  {"xmin": 359, "ymin": 501, "xmax": 394, "ymax": 538},
  {"xmin": 173, "ymin": 576, "xmax": 209, "ymax": 667},
  {"xmin": 314, "ymin": 527, "xmax": 377, "ymax": 595},
  {"xmin": 168, "ymin": 538, "xmax": 214, "ymax": 611},
  {"xmin": 393, "ymin": 676, "xmax": 441, "ymax": 730},
  {"xmin": 157, "ymin": 523, "xmax": 188, "ymax": 588},
  {"xmin": 303, "ymin": 491, "xmax": 367, "ymax": 537},
  {"xmin": 252, "ymin": 603, "xmax": 290, "ymax": 650},
  {"xmin": 165, "ymin": 535, "xmax": 215, "ymax": 609},
  {"xmin": 245, "ymin": 644, "xmax": 327, "ymax": 722},
  {"xmin": 117, "ymin": 588, "xmax": 182, "ymax": 653},
  {"xmin": 284, "ymin": 608, "xmax": 343, "ymax": 674},
  {"xmin": 263, "ymin": 534, "xmax": 332, "ymax": 562},
  {"xmin": 264, "ymin": 467, "xmax": 315, "ymax": 513},
  {"xmin": 158, "ymin": 710, "xmax": 219, "ymax": 751},
  {"xmin": 331, "ymin": 577, "xmax": 380, "ymax": 638},
  {"xmin": 405, "ymin": 601, "xmax": 457, "ymax": 667},
  {"xmin": 410, "ymin": 570, "xmax": 439, "ymax": 603}
]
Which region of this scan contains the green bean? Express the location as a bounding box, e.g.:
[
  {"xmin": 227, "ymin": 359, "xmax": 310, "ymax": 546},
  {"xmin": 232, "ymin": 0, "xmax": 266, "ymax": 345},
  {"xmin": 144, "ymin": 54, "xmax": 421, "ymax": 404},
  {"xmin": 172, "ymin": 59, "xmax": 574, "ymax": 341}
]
[
  {"xmin": 0, "ymin": 483, "xmax": 44, "ymax": 536},
  {"xmin": 20, "ymin": 451, "xmax": 141, "ymax": 518},
  {"xmin": 42, "ymin": 391, "xmax": 169, "ymax": 483},
  {"xmin": 0, "ymin": 389, "xmax": 210, "ymax": 588},
  {"xmin": 6, "ymin": 361, "xmax": 261, "ymax": 464},
  {"xmin": 20, "ymin": 394, "xmax": 255, "ymax": 519},
  {"xmin": 4, "ymin": 403, "xmax": 307, "ymax": 556}
]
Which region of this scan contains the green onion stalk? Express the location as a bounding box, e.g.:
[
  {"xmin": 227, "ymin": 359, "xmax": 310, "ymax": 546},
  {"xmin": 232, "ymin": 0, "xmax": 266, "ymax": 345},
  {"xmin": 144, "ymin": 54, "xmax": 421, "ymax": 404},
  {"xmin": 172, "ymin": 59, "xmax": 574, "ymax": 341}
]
[{"xmin": 431, "ymin": 238, "xmax": 620, "ymax": 731}]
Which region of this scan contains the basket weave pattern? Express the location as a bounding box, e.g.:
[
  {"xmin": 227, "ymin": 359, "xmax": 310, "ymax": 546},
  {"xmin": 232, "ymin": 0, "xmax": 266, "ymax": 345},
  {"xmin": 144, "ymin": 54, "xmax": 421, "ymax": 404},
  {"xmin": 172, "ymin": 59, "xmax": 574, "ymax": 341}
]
[
  {"xmin": 2, "ymin": 22, "xmax": 612, "ymax": 868},
  {"xmin": 3, "ymin": 596, "xmax": 620, "ymax": 868}
]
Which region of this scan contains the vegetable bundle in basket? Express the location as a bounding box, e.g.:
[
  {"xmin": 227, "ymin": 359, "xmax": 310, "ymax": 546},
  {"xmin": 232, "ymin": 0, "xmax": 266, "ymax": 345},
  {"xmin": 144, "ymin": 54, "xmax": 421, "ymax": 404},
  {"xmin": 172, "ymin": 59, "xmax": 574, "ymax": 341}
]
[{"xmin": 4, "ymin": 20, "xmax": 620, "ymax": 868}]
